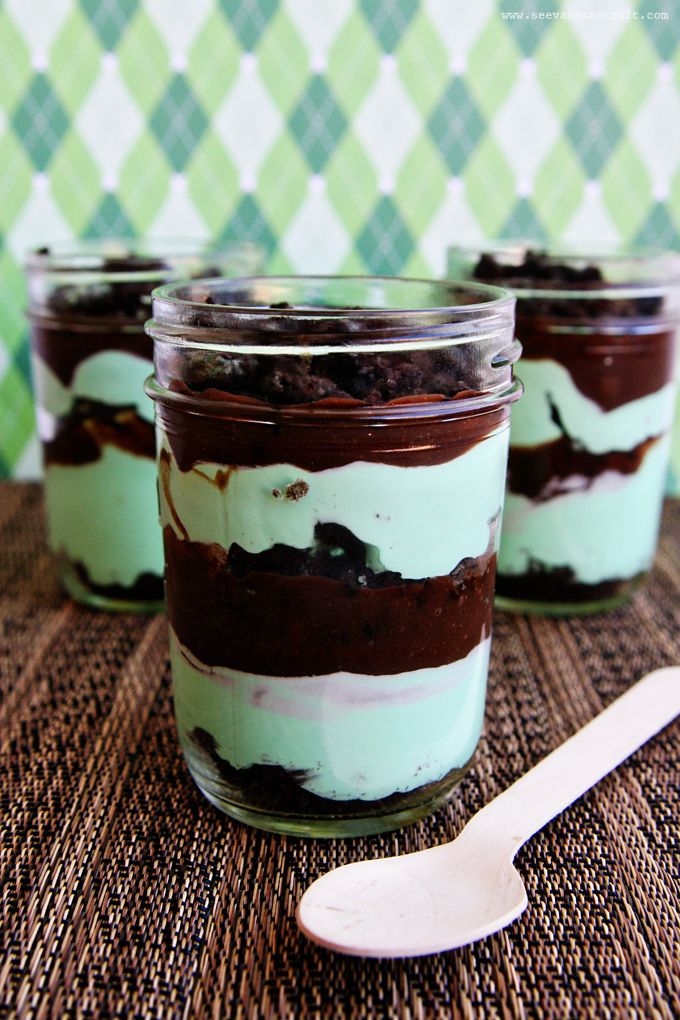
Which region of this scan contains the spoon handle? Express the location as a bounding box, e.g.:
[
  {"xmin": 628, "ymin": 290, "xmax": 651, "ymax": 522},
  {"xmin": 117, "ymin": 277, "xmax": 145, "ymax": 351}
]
[{"xmin": 472, "ymin": 666, "xmax": 680, "ymax": 853}]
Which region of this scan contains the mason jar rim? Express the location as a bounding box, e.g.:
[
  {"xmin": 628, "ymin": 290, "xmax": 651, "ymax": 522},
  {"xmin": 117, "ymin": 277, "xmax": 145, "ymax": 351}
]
[
  {"xmin": 447, "ymin": 240, "xmax": 680, "ymax": 303},
  {"xmin": 25, "ymin": 237, "xmax": 263, "ymax": 276},
  {"xmin": 147, "ymin": 274, "xmax": 516, "ymax": 355}
]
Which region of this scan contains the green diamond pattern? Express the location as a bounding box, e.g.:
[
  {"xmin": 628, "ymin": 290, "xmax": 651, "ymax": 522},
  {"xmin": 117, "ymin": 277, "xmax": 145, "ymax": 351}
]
[
  {"xmin": 500, "ymin": 0, "xmax": 559, "ymax": 56},
  {"xmin": 566, "ymin": 82, "xmax": 623, "ymax": 178},
  {"xmin": 81, "ymin": 0, "xmax": 139, "ymax": 50},
  {"xmin": 289, "ymin": 75, "xmax": 348, "ymax": 173},
  {"xmin": 222, "ymin": 0, "xmax": 278, "ymax": 52},
  {"xmin": 12, "ymin": 74, "xmax": 69, "ymax": 171},
  {"xmin": 640, "ymin": 0, "xmax": 680, "ymax": 60},
  {"xmin": 0, "ymin": 2, "xmax": 679, "ymax": 478},
  {"xmin": 150, "ymin": 74, "xmax": 209, "ymax": 171},
  {"xmin": 427, "ymin": 78, "xmax": 485, "ymax": 175},
  {"xmin": 85, "ymin": 193, "xmax": 135, "ymax": 238},
  {"xmin": 360, "ymin": 0, "xmax": 418, "ymax": 54},
  {"xmin": 220, "ymin": 194, "xmax": 276, "ymax": 255},
  {"xmin": 357, "ymin": 196, "xmax": 413, "ymax": 275}
]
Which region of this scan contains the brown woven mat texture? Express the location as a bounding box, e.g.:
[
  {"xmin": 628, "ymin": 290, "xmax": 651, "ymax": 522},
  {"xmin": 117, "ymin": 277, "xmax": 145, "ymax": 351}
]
[{"xmin": 1, "ymin": 483, "xmax": 678, "ymax": 1020}]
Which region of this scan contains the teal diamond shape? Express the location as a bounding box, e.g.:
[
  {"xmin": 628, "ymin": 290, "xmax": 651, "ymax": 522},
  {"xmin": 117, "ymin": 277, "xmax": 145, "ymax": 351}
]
[
  {"xmin": 289, "ymin": 75, "xmax": 348, "ymax": 173},
  {"xmin": 427, "ymin": 78, "xmax": 485, "ymax": 175},
  {"xmin": 221, "ymin": 194, "xmax": 276, "ymax": 256},
  {"xmin": 565, "ymin": 82, "xmax": 623, "ymax": 178},
  {"xmin": 500, "ymin": 0, "xmax": 559, "ymax": 56},
  {"xmin": 150, "ymin": 74, "xmax": 209, "ymax": 171},
  {"xmin": 357, "ymin": 196, "xmax": 413, "ymax": 275},
  {"xmin": 500, "ymin": 198, "xmax": 547, "ymax": 242},
  {"xmin": 639, "ymin": 0, "xmax": 680, "ymax": 60},
  {"xmin": 81, "ymin": 0, "xmax": 139, "ymax": 51},
  {"xmin": 635, "ymin": 202, "xmax": 680, "ymax": 247},
  {"xmin": 84, "ymin": 193, "xmax": 135, "ymax": 238},
  {"xmin": 13, "ymin": 334, "xmax": 31, "ymax": 388},
  {"xmin": 360, "ymin": 0, "xmax": 418, "ymax": 53},
  {"xmin": 11, "ymin": 74, "xmax": 69, "ymax": 171},
  {"xmin": 221, "ymin": 0, "xmax": 278, "ymax": 52}
]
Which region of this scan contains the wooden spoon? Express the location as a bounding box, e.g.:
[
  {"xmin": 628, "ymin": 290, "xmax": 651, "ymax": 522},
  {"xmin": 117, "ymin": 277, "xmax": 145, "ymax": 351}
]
[{"xmin": 297, "ymin": 666, "xmax": 680, "ymax": 958}]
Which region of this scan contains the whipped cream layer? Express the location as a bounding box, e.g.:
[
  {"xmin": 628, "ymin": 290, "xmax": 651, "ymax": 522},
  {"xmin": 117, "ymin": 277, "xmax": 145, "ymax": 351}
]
[
  {"xmin": 32, "ymin": 349, "xmax": 152, "ymax": 422},
  {"xmin": 173, "ymin": 631, "xmax": 489, "ymax": 802},
  {"xmin": 160, "ymin": 427, "xmax": 510, "ymax": 582}
]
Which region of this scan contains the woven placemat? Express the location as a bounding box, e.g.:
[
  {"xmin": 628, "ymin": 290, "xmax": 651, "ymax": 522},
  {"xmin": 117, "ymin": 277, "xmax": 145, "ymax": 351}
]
[{"xmin": 1, "ymin": 483, "xmax": 678, "ymax": 1020}]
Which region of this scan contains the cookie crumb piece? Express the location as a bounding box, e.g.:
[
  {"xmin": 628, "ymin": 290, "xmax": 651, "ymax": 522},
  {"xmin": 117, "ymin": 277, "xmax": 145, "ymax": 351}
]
[
  {"xmin": 285, "ymin": 479, "xmax": 309, "ymax": 501},
  {"xmin": 272, "ymin": 487, "xmax": 282, "ymax": 498}
]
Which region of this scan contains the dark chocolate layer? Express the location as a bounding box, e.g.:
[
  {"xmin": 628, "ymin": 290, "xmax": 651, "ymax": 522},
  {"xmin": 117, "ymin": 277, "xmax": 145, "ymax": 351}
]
[
  {"xmin": 31, "ymin": 323, "xmax": 152, "ymax": 388},
  {"xmin": 496, "ymin": 562, "xmax": 643, "ymax": 606},
  {"xmin": 165, "ymin": 525, "xmax": 495, "ymax": 676},
  {"xmin": 516, "ymin": 325, "xmax": 675, "ymax": 411},
  {"xmin": 158, "ymin": 399, "xmax": 509, "ymax": 472},
  {"xmin": 508, "ymin": 435, "xmax": 660, "ymax": 501},
  {"xmin": 43, "ymin": 400, "xmax": 155, "ymax": 467},
  {"xmin": 73, "ymin": 560, "xmax": 164, "ymax": 603},
  {"xmin": 190, "ymin": 727, "xmax": 471, "ymax": 815}
]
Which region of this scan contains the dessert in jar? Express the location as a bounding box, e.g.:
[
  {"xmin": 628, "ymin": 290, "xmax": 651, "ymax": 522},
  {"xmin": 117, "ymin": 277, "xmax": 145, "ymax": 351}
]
[
  {"xmin": 26, "ymin": 240, "xmax": 261, "ymax": 610},
  {"xmin": 448, "ymin": 244, "xmax": 680, "ymax": 614},
  {"xmin": 146, "ymin": 275, "xmax": 521, "ymax": 836}
]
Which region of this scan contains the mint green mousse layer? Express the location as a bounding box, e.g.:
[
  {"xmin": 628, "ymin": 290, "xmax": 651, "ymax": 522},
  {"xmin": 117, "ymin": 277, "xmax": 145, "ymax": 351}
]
[
  {"xmin": 160, "ymin": 424, "xmax": 510, "ymax": 581},
  {"xmin": 510, "ymin": 359, "xmax": 676, "ymax": 452},
  {"xmin": 668, "ymin": 387, "xmax": 680, "ymax": 497},
  {"xmin": 33, "ymin": 350, "xmax": 161, "ymax": 588},
  {"xmin": 44, "ymin": 447, "xmax": 163, "ymax": 587},
  {"xmin": 500, "ymin": 435, "xmax": 671, "ymax": 583},
  {"xmin": 172, "ymin": 631, "xmax": 490, "ymax": 802}
]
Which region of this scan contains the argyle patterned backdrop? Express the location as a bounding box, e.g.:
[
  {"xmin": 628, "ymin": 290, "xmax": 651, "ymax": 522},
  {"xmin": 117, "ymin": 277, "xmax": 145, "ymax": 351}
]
[{"xmin": 1, "ymin": 0, "xmax": 680, "ymax": 478}]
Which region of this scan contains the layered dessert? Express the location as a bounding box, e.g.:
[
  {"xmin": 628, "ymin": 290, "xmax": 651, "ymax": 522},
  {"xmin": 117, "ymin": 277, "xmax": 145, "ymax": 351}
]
[
  {"xmin": 147, "ymin": 277, "xmax": 520, "ymax": 834},
  {"xmin": 27, "ymin": 243, "xmax": 259, "ymax": 608},
  {"xmin": 471, "ymin": 250, "xmax": 678, "ymax": 610}
]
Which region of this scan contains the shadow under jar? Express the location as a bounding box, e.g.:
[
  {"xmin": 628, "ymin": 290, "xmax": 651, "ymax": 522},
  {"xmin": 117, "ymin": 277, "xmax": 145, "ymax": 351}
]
[
  {"xmin": 448, "ymin": 244, "xmax": 680, "ymax": 616},
  {"xmin": 145, "ymin": 275, "xmax": 521, "ymax": 837},
  {"xmin": 26, "ymin": 239, "xmax": 262, "ymax": 611}
]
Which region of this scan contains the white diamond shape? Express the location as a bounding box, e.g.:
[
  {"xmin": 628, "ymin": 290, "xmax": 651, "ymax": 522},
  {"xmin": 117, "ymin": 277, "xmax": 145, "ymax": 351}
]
[
  {"xmin": 149, "ymin": 187, "xmax": 208, "ymax": 238},
  {"xmin": 421, "ymin": 184, "xmax": 483, "ymax": 275},
  {"xmin": 76, "ymin": 60, "xmax": 143, "ymax": 178},
  {"xmin": 14, "ymin": 434, "xmax": 42, "ymax": 481},
  {"xmin": 355, "ymin": 65, "xmax": 421, "ymax": 180},
  {"xmin": 214, "ymin": 63, "xmax": 282, "ymax": 179},
  {"xmin": 286, "ymin": 0, "xmax": 353, "ymax": 57},
  {"xmin": 282, "ymin": 190, "xmax": 350, "ymax": 272},
  {"xmin": 424, "ymin": 0, "xmax": 493, "ymax": 63},
  {"xmin": 630, "ymin": 77, "xmax": 680, "ymax": 192},
  {"xmin": 5, "ymin": 0, "xmax": 71, "ymax": 59},
  {"xmin": 562, "ymin": 186, "xmax": 619, "ymax": 245},
  {"xmin": 145, "ymin": 0, "xmax": 212, "ymax": 54},
  {"xmin": 561, "ymin": 0, "xmax": 627, "ymax": 64},
  {"xmin": 7, "ymin": 187, "xmax": 70, "ymax": 260},
  {"xmin": 491, "ymin": 71, "xmax": 560, "ymax": 183}
]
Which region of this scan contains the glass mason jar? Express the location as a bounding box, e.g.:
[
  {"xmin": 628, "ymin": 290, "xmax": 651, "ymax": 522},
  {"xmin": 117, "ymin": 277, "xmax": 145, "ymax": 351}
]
[
  {"xmin": 26, "ymin": 239, "xmax": 262, "ymax": 611},
  {"xmin": 448, "ymin": 244, "xmax": 680, "ymax": 615},
  {"xmin": 145, "ymin": 275, "xmax": 521, "ymax": 837}
]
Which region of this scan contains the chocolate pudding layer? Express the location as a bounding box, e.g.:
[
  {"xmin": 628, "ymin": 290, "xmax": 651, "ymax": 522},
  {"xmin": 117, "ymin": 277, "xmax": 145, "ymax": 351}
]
[{"xmin": 466, "ymin": 250, "xmax": 679, "ymax": 611}]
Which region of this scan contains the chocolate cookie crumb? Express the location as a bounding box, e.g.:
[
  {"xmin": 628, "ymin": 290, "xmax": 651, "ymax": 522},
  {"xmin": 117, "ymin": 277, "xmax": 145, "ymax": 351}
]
[{"xmin": 285, "ymin": 479, "xmax": 309, "ymax": 501}]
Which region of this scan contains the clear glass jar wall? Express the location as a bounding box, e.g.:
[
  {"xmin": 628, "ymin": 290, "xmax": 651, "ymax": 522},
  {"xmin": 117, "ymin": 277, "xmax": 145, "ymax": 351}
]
[
  {"xmin": 146, "ymin": 275, "xmax": 521, "ymax": 836},
  {"xmin": 26, "ymin": 239, "xmax": 262, "ymax": 610},
  {"xmin": 448, "ymin": 244, "xmax": 680, "ymax": 615}
]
